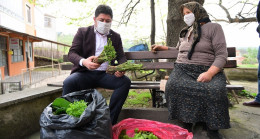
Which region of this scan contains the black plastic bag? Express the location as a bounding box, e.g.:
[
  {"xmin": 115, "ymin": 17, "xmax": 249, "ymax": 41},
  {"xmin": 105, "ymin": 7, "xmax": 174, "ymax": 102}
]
[{"xmin": 40, "ymin": 89, "xmax": 112, "ymax": 139}]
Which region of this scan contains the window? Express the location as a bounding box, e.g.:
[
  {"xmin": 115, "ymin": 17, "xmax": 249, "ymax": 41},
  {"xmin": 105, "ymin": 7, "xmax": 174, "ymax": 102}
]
[
  {"xmin": 26, "ymin": 5, "xmax": 31, "ymax": 23},
  {"xmin": 44, "ymin": 17, "xmax": 52, "ymax": 28},
  {"xmin": 0, "ymin": 36, "xmax": 7, "ymax": 67},
  {"xmin": 11, "ymin": 39, "xmax": 24, "ymax": 63}
]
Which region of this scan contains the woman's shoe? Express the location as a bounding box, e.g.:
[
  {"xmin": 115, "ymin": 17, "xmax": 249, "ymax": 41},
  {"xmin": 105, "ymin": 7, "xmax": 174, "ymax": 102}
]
[{"xmin": 207, "ymin": 129, "xmax": 223, "ymax": 139}]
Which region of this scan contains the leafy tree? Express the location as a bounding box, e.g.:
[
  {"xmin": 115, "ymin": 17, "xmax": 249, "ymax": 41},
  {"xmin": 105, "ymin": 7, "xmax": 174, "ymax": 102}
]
[{"xmin": 242, "ymin": 47, "xmax": 258, "ymax": 64}]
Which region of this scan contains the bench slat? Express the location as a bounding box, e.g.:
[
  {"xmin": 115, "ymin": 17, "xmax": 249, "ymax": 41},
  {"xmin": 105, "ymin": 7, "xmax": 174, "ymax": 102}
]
[
  {"xmin": 125, "ymin": 47, "xmax": 236, "ymax": 60},
  {"xmin": 47, "ymin": 81, "xmax": 244, "ymax": 90},
  {"xmin": 139, "ymin": 62, "xmax": 174, "ymax": 70},
  {"xmin": 125, "ymin": 50, "xmax": 178, "ymax": 60},
  {"xmin": 224, "ymin": 60, "xmax": 237, "ymax": 68},
  {"xmin": 227, "ymin": 47, "xmax": 236, "ymax": 57},
  {"xmin": 61, "ymin": 59, "xmax": 237, "ymax": 71},
  {"xmin": 63, "ymin": 47, "xmax": 236, "ymax": 62}
]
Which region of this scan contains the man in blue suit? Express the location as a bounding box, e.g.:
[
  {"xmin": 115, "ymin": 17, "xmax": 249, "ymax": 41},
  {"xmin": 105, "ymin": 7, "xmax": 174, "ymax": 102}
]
[{"xmin": 243, "ymin": 1, "xmax": 260, "ymax": 107}]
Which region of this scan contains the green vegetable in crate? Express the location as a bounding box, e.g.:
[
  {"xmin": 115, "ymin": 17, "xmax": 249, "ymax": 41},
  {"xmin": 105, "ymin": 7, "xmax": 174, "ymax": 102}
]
[
  {"xmin": 106, "ymin": 61, "xmax": 143, "ymax": 74},
  {"xmin": 119, "ymin": 128, "xmax": 159, "ymax": 139},
  {"xmin": 66, "ymin": 100, "xmax": 88, "ymax": 118},
  {"xmin": 93, "ymin": 38, "xmax": 116, "ymax": 64}
]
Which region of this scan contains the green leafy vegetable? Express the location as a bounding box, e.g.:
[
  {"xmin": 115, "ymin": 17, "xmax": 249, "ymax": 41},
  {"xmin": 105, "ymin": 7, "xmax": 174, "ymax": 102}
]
[
  {"xmin": 106, "ymin": 61, "xmax": 143, "ymax": 74},
  {"xmin": 66, "ymin": 100, "xmax": 88, "ymax": 118},
  {"xmin": 119, "ymin": 128, "xmax": 159, "ymax": 139},
  {"xmin": 93, "ymin": 38, "xmax": 117, "ymax": 64},
  {"xmin": 52, "ymin": 98, "xmax": 71, "ymax": 115}
]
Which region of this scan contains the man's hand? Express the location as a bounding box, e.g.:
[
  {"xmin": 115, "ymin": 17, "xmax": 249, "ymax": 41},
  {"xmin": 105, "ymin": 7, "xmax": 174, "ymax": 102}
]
[
  {"xmin": 82, "ymin": 56, "xmax": 100, "ymax": 70},
  {"xmin": 197, "ymin": 72, "xmax": 213, "ymax": 82},
  {"xmin": 114, "ymin": 71, "xmax": 125, "ymax": 77}
]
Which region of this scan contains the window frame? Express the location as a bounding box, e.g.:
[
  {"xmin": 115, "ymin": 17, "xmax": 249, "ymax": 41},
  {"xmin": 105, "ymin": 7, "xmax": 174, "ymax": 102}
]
[{"xmin": 26, "ymin": 4, "xmax": 32, "ymax": 24}]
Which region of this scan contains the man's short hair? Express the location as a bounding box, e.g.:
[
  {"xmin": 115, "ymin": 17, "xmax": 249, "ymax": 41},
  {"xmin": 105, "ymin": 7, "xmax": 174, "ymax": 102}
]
[{"xmin": 95, "ymin": 5, "xmax": 113, "ymax": 19}]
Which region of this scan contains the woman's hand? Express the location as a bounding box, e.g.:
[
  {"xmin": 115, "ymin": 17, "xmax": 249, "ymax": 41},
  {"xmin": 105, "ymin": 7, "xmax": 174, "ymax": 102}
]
[
  {"xmin": 114, "ymin": 71, "xmax": 125, "ymax": 77},
  {"xmin": 197, "ymin": 72, "xmax": 213, "ymax": 82},
  {"xmin": 82, "ymin": 56, "xmax": 101, "ymax": 70},
  {"xmin": 197, "ymin": 66, "xmax": 221, "ymax": 82},
  {"xmin": 151, "ymin": 44, "xmax": 168, "ymax": 52}
]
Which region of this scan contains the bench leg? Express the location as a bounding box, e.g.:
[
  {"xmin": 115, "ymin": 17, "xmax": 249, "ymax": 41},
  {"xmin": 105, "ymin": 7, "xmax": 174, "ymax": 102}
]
[
  {"xmin": 224, "ymin": 70, "xmax": 239, "ymax": 104},
  {"xmin": 231, "ymin": 90, "xmax": 239, "ymax": 104},
  {"xmin": 152, "ymin": 89, "xmax": 156, "ymax": 107}
]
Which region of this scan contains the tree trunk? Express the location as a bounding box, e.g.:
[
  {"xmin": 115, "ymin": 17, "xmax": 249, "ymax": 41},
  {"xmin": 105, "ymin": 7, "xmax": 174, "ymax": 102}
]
[
  {"xmin": 150, "ymin": 0, "xmax": 155, "ymax": 45},
  {"xmin": 167, "ymin": 0, "xmax": 204, "ymax": 47}
]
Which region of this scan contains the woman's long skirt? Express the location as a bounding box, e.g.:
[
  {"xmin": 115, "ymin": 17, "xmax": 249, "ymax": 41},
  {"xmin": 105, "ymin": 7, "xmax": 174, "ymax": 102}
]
[{"xmin": 166, "ymin": 63, "xmax": 230, "ymax": 130}]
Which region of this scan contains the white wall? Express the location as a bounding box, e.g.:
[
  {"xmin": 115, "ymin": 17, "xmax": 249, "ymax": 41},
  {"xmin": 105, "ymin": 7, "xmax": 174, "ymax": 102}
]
[
  {"xmin": 0, "ymin": 0, "xmax": 25, "ymax": 32},
  {"xmin": 34, "ymin": 7, "xmax": 57, "ymax": 41}
]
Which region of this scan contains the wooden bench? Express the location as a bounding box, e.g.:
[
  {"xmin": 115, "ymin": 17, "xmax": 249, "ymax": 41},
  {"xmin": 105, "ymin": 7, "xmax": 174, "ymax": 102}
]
[{"xmin": 49, "ymin": 47, "xmax": 244, "ymax": 107}]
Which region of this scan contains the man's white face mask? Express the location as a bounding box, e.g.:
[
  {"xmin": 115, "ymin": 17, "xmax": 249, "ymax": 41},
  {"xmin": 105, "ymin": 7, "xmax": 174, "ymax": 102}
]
[
  {"xmin": 184, "ymin": 13, "xmax": 195, "ymax": 26},
  {"xmin": 96, "ymin": 20, "xmax": 111, "ymax": 35}
]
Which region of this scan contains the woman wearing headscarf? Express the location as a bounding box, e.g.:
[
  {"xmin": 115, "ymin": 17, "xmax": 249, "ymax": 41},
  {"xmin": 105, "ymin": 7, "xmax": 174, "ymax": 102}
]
[{"xmin": 151, "ymin": 2, "xmax": 230, "ymax": 139}]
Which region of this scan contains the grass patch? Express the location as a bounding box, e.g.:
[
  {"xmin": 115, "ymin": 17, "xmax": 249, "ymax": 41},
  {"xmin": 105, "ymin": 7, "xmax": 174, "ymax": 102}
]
[
  {"xmin": 123, "ymin": 90, "xmax": 152, "ymax": 108},
  {"xmin": 237, "ymin": 64, "xmax": 258, "ymax": 68},
  {"xmin": 228, "ymin": 90, "xmax": 256, "ymax": 104},
  {"xmin": 34, "ymin": 68, "xmax": 56, "ymax": 71},
  {"xmin": 237, "ymin": 90, "xmax": 257, "ymax": 99}
]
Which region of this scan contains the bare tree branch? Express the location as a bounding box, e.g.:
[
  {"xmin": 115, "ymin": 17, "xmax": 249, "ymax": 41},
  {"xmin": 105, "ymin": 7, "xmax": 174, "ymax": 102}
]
[
  {"xmin": 118, "ymin": 0, "xmax": 140, "ymax": 26},
  {"xmin": 216, "ymin": 0, "xmax": 257, "ymax": 23}
]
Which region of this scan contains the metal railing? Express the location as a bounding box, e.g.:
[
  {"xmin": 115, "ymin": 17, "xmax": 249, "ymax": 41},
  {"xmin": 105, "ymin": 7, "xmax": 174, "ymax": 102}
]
[
  {"xmin": 21, "ymin": 63, "xmax": 68, "ymax": 86},
  {"xmin": 0, "ymin": 63, "xmax": 70, "ymax": 94},
  {"xmin": 1, "ymin": 81, "xmax": 22, "ymax": 94}
]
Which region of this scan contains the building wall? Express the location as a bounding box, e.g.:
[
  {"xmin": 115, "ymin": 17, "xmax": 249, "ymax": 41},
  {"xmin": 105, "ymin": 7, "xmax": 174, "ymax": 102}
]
[
  {"xmin": 7, "ymin": 37, "xmax": 26, "ymax": 76},
  {"xmin": 23, "ymin": 0, "xmax": 36, "ymax": 36},
  {"xmin": 0, "ymin": 67, "xmax": 4, "ymax": 79},
  {"xmin": 0, "ymin": 0, "xmax": 25, "ymax": 32},
  {"xmin": 0, "ymin": 0, "xmax": 57, "ymax": 79}
]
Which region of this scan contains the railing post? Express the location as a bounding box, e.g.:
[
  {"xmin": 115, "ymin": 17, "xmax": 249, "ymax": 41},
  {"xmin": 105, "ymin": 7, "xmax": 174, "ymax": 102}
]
[
  {"xmin": 29, "ymin": 68, "xmax": 32, "ymax": 85},
  {"xmin": 0, "ymin": 70, "xmax": 2, "ymax": 94},
  {"xmin": 51, "ymin": 43, "xmax": 54, "ymax": 77},
  {"xmin": 18, "ymin": 81, "xmax": 22, "ymax": 91},
  {"xmin": 58, "ymin": 63, "xmax": 61, "ymax": 75},
  {"xmin": 1, "ymin": 83, "xmax": 3, "ymax": 94},
  {"xmin": 21, "ymin": 69, "xmax": 24, "ymax": 86}
]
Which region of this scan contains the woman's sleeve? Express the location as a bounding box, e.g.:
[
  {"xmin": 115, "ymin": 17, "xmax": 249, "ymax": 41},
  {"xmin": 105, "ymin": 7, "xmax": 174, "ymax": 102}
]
[
  {"xmin": 168, "ymin": 38, "xmax": 181, "ymax": 51},
  {"xmin": 211, "ymin": 24, "xmax": 228, "ymax": 69}
]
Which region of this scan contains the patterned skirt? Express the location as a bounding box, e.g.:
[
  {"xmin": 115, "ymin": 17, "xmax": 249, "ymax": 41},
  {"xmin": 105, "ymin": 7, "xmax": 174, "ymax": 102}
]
[{"xmin": 166, "ymin": 63, "xmax": 230, "ymax": 130}]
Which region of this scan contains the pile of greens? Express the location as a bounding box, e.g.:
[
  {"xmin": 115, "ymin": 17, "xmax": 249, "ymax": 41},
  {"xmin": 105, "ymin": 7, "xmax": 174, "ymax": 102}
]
[
  {"xmin": 93, "ymin": 38, "xmax": 117, "ymax": 64},
  {"xmin": 119, "ymin": 128, "xmax": 159, "ymax": 139},
  {"xmin": 106, "ymin": 61, "xmax": 143, "ymax": 74},
  {"xmin": 51, "ymin": 98, "xmax": 88, "ymax": 118}
]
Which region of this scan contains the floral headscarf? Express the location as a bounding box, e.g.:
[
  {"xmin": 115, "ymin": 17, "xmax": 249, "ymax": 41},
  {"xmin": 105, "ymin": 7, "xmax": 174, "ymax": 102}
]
[{"xmin": 180, "ymin": 2, "xmax": 211, "ymax": 60}]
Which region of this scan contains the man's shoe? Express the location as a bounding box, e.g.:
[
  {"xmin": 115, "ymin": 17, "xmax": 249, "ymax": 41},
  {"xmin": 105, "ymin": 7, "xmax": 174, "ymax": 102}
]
[
  {"xmin": 243, "ymin": 101, "xmax": 260, "ymax": 107},
  {"xmin": 207, "ymin": 129, "xmax": 223, "ymax": 139}
]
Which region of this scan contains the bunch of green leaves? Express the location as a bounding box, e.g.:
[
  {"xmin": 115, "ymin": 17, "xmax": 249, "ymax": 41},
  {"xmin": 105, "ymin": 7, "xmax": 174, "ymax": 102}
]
[
  {"xmin": 93, "ymin": 38, "xmax": 117, "ymax": 64},
  {"xmin": 106, "ymin": 61, "xmax": 143, "ymax": 74},
  {"xmin": 52, "ymin": 98, "xmax": 71, "ymax": 115},
  {"xmin": 51, "ymin": 98, "xmax": 88, "ymax": 118},
  {"xmin": 66, "ymin": 100, "xmax": 88, "ymax": 118},
  {"xmin": 119, "ymin": 128, "xmax": 158, "ymax": 139}
]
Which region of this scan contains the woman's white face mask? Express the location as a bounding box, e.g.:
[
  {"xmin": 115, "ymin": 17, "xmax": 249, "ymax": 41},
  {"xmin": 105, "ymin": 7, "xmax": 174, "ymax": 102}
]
[
  {"xmin": 184, "ymin": 13, "xmax": 195, "ymax": 26},
  {"xmin": 96, "ymin": 20, "xmax": 111, "ymax": 35}
]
